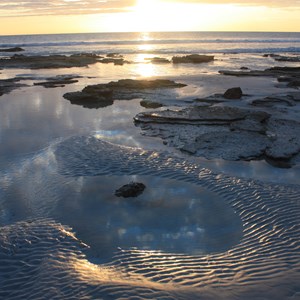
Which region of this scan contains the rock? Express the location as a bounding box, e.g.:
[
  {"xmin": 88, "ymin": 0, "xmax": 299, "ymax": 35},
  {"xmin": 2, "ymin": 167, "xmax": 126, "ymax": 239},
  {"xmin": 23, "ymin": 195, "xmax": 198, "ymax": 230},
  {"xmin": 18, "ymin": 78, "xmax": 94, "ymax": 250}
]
[
  {"xmin": 240, "ymin": 66, "xmax": 249, "ymax": 70},
  {"xmin": 33, "ymin": 75, "xmax": 81, "ymax": 88},
  {"xmin": 219, "ymin": 70, "xmax": 271, "ymax": 77},
  {"xmin": 145, "ymin": 57, "xmax": 170, "ymax": 64},
  {"xmin": 223, "ymin": 87, "xmax": 243, "ymax": 99},
  {"xmin": 134, "ymin": 106, "xmax": 269, "ymax": 125},
  {"xmin": 99, "ymin": 58, "xmax": 126, "ymax": 65},
  {"xmin": 140, "ymin": 100, "xmax": 164, "ymax": 109},
  {"xmin": 172, "ymin": 54, "xmax": 214, "ymax": 64},
  {"xmin": 63, "ymin": 79, "xmax": 186, "ymax": 109},
  {"xmin": 0, "ymin": 54, "xmax": 101, "ymax": 69},
  {"xmin": 181, "ymin": 131, "xmax": 270, "ymax": 161},
  {"xmin": 0, "ymin": 47, "xmax": 24, "ymax": 52},
  {"xmin": 0, "ymin": 78, "xmax": 27, "ymax": 96},
  {"xmin": 115, "ymin": 182, "xmax": 146, "ymax": 198},
  {"xmin": 106, "ymin": 53, "xmax": 123, "ymax": 58},
  {"xmin": 272, "ymin": 55, "xmax": 300, "ymax": 62},
  {"xmin": 287, "ymin": 80, "xmax": 300, "ymax": 88},
  {"xmin": 107, "ymin": 79, "xmax": 186, "ymax": 89},
  {"xmin": 265, "ymin": 118, "xmax": 300, "ymax": 160},
  {"xmin": 251, "ymin": 96, "xmax": 295, "ymax": 107},
  {"xmin": 63, "ymin": 87, "xmax": 114, "ymax": 109}
]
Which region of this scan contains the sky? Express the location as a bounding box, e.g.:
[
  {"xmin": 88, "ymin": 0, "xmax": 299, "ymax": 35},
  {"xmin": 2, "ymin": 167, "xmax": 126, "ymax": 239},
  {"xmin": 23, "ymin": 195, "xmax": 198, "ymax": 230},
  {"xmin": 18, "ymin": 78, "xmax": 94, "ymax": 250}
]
[{"xmin": 0, "ymin": 0, "xmax": 300, "ymax": 35}]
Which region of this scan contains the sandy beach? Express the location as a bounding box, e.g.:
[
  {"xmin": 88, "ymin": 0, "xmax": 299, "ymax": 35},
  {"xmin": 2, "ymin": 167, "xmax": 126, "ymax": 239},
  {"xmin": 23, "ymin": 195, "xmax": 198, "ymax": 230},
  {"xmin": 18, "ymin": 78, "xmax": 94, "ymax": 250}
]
[{"xmin": 0, "ymin": 32, "xmax": 300, "ymax": 299}]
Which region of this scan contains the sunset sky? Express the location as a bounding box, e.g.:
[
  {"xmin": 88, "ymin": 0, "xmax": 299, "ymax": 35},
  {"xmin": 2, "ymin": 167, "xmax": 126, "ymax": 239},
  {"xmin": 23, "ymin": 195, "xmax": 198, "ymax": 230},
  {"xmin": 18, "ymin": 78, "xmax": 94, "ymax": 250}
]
[{"xmin": 0, "ymin": 0, "xmax": 300, "ymax": 35}]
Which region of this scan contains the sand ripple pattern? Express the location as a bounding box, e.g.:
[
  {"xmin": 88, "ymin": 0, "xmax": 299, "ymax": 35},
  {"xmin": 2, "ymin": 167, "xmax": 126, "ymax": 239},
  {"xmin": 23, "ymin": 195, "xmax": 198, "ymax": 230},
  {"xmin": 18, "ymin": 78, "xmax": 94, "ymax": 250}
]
[{"xmin": 1, "ymin": 135, "xmax": 300, "ymax": 299}]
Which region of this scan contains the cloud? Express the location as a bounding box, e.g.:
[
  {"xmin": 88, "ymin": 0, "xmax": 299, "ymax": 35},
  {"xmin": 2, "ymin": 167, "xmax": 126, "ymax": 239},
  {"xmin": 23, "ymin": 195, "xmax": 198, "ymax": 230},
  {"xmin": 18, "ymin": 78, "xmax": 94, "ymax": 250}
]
[
  {"xmin": 161, "ymin": 0, "xmax": 300, "ymax": 8},
  {"xmin": 0, "ymin": 0, "xmax": 137, "ymax": 17}
]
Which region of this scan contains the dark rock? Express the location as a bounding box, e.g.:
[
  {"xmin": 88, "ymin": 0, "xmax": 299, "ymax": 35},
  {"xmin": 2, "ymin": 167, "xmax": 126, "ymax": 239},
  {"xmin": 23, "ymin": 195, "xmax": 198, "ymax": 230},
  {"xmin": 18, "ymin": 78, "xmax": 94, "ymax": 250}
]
[
  {"xmin": 145, "ymin": 57, "xmax": 170, "ymax": 64},
  {"xmin": 63, "ymin": 79, "xmax": 186, "ymax": 109},
  {"xmin": 172, "ymin": 54, "xmax": 214, "ymax": 64},
  {"xmin": 223, "ymin": 87, "xmax": 243, "ymax": 99},
  {"xmin": 140, "ymin": 100, "xmax": 164, "ymax": 109},
  {"xmin": 181, "ymin": 131, "xmax": 270, "ymax": 161},
  {"xmin": 33, "ymin": 75, "xmax": 81, "ymax": 88},
  {"xmin": 99, "ymin": 58, "xmax": 123, "ymax": 64},
  {"xmin": 107, "ymin": 79, "xmax": 186, "ymax": 89},
  {"xmin": 0, "ymin": 47, "xmax": 24, "ymax": 52},
  {"xmin": 265, "ymin": 118, "xmax": 300, "ymax": 160},
  {"xmin": 134, "ymin": 105, "xmax": 269, "ymax": 126},
  {"xmin": 0, "ymin": 78, "xmax": 27, "ymax": 96},
  {"xmin": 262, "ymin": 54, "xmax": 298, "ymax": 63},
  {"xmin": 287, "ymin": 80, "xmax": 300, "ymax": 88},
  {"xmin": 240, "ymin": 66, "xmax": 249, "ymax": 70},
  {"xmin": 115, "ymin": 182, "xmax": 146, "ymax": 198},
  {"xmin": 0, "ymin": 54, "xmax": 101, "ymax": 69},
  {"xmin": 251, "ymin": 96, "xmax": 295, "ymax": 107},
  {"xmin": 106, "ymin": 53, "xmax": 123, "ymax": 58}
]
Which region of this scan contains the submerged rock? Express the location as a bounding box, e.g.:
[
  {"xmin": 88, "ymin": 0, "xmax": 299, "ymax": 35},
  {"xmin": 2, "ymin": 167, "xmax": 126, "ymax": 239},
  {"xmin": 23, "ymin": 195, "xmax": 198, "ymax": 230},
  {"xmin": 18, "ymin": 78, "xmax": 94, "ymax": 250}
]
[
  {"xmin": 172, "ymin": 54, "xmax": 214, "ymax": 64},
  {"xmin": 63, "ymin": 79, "xmax": 186, "ymax": 109},
  {"xmin": 115, "ymin": 182, "xmax": 146, "ymax": 198}
]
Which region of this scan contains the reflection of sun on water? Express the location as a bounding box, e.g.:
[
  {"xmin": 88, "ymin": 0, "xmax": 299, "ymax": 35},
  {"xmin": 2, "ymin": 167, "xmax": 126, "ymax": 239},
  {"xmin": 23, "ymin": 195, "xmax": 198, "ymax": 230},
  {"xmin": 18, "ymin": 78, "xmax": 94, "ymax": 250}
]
[
  {"xmin": 135, "ymin": 63, "xmax": 156, "ymax": 78},
  {"xmin": 134, "ymin": 54, "xmax": 157, "ymax": 77}
]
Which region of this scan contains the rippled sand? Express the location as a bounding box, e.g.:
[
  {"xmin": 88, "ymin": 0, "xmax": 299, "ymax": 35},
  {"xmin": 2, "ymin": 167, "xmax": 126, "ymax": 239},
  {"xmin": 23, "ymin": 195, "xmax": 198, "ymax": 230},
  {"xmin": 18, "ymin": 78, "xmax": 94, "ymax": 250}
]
[{"xmin": 1, "ymin": 137, "xmax": 299, "ymax": 299}]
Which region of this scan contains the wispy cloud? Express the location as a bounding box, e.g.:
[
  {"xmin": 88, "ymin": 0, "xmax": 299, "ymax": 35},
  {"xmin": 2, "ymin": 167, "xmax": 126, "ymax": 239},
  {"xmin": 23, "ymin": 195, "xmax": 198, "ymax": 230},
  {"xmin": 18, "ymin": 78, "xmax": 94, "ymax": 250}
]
[
  {"xmin": 162, "ymin": 0, "xmax": 300, "ymax": 8},
  {"xmin": 0, "ymin": 0, "xmax": 137, "ymax": 17}
]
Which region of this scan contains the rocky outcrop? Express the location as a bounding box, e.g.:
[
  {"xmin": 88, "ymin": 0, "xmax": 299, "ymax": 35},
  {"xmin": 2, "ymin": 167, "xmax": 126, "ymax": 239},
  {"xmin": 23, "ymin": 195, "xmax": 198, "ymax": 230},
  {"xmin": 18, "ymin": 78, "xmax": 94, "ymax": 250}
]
[
  {"xmin": 115, "ymin": 182, "xmax": 146, "ymax": 198},
  {"xmin": 134, "ymin": 104, "xmax": 300, "ymax": 167},
  {"xmin": 172, "ymin": 54, "xmax": 214, "ymax": 64},
  {"xmin": 63, "ymin": 79, "xmax": 186, "ymax": 109},
  {"xmin": 0, "ymin": 53, "xmax": 102, "ymax": 69}
]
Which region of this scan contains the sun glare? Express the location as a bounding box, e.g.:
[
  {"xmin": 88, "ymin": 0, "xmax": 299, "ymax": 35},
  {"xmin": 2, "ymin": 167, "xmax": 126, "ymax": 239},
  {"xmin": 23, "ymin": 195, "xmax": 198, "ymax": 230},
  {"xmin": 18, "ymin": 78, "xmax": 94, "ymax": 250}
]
[{"xmin": 127, "ymin": 1, "xmax": 239, "ymax": 32}]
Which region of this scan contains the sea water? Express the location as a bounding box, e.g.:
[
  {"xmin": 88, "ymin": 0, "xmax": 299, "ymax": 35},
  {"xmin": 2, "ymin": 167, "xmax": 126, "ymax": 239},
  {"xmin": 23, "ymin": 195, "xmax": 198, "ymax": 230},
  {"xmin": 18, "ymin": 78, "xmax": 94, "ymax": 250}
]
[{"xmin": 1, "ymin": 31, "xmax": 300, "ymax": 56}]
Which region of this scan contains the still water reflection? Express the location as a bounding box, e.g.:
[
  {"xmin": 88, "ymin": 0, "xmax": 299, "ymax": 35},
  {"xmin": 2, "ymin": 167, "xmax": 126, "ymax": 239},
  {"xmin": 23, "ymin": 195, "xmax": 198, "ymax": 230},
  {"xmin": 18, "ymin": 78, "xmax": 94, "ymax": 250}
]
[{"xmin": 53, "ymin": 175, "xmax": 242, "ymax": 262}]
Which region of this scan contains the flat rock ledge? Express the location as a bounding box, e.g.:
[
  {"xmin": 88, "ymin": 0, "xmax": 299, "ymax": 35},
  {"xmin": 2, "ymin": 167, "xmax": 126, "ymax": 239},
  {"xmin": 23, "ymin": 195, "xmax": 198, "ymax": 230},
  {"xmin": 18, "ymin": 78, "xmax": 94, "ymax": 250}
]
[
  {"xmin": 33, "ymin": 75, "xmax": 82, "ymax": 88},
  {"xmin": 134, "ymin": 105, "xmax": 300, "ymax": 167},
  {"xmin": 172, "ymin": 54, "xmax": 214, "ymax": 64},
  {"xmin": 0, "ymin": 53, "xmax": 102, "ymax": 69},
  {"xmin": 63, "ymin": 79, "xmax": 186, "ymax": 109},
  {"xmin": 219, "ymin": 66, "xmax": 300, "ymax": 89}
]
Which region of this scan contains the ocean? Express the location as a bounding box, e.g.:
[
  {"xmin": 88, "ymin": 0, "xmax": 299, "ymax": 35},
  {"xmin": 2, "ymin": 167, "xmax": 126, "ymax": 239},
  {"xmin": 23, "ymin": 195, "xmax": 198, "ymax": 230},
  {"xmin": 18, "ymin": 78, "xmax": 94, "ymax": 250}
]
[
  {"xmin": 0, "ymin": 31, "xmax": 300, "ymax": 299},
  {"xmin": 1, "ymin": 31, "xmax": 300, "ymax": 56}
]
